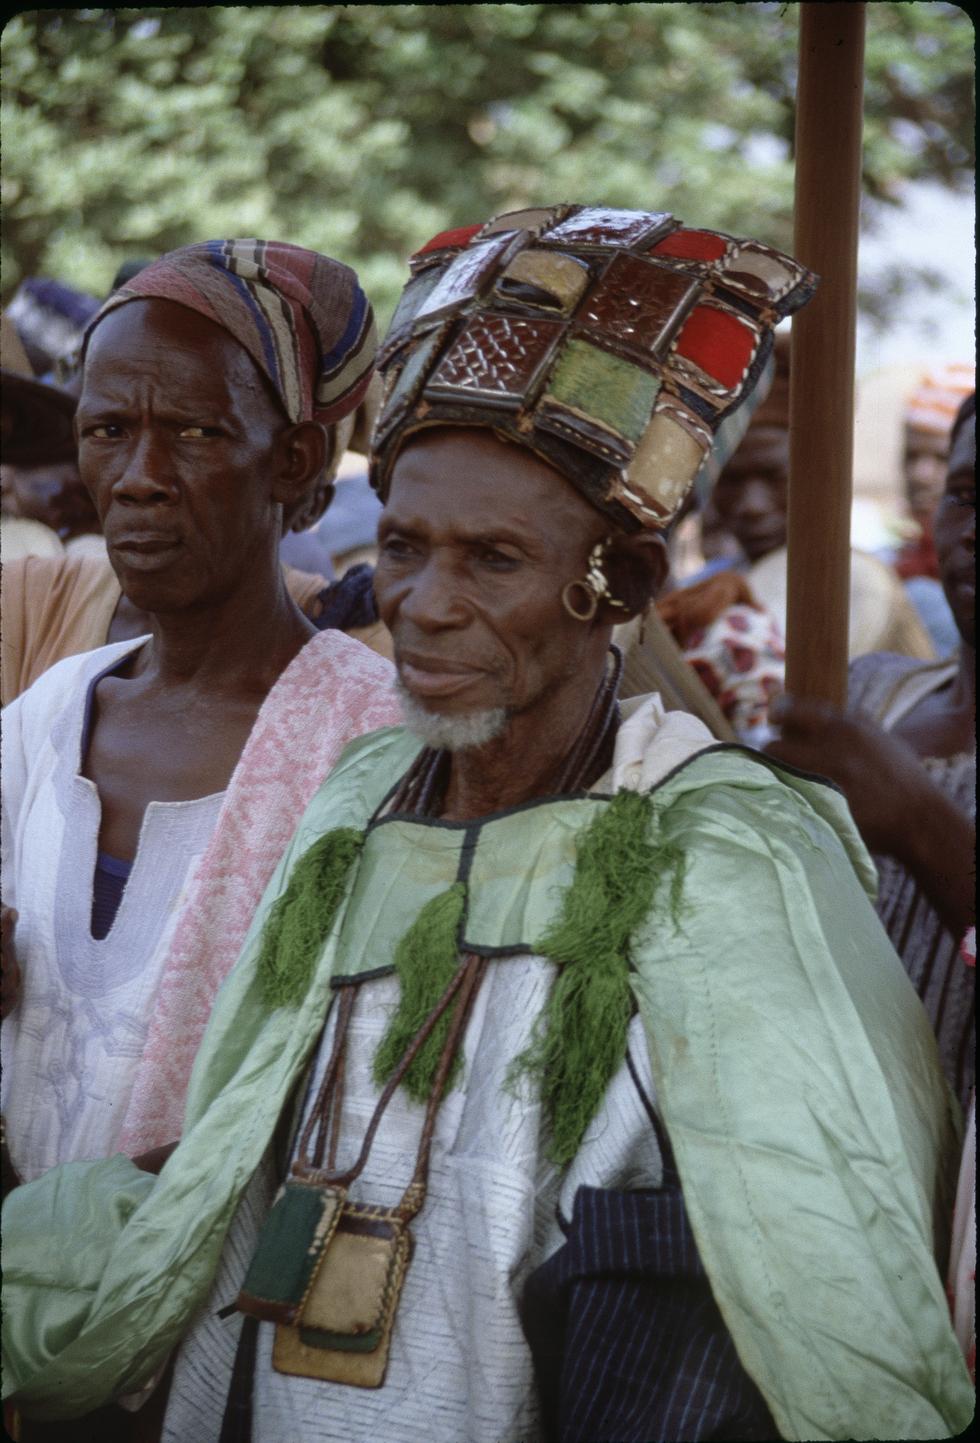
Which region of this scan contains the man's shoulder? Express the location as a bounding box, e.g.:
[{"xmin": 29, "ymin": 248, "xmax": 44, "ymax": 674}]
[
  {"xmin": 292, "ymin": 626, "xmax": 395, "ymax": 692},
  {"xmin": 651, "ymin": 743, "xmax": 877, "ymax": 896},
  {"xmin": 847, "ymin": 649, "xmax": 960, "ymax": 730},
  {"xmin": 653, "ymin": 740, "xmax": 837, "ymax": 806},
  {"xmin": 7, "ymin": 637, "xmax": 145, "ymax": 726}
]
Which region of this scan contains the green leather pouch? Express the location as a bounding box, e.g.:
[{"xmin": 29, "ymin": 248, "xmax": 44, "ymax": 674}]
[{"xmin": 237, "ymin": 1175, "xmax": 347, "ymax": 1325}]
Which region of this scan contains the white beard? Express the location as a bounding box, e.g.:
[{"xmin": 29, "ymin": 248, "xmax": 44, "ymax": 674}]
[{"xmin": 397, "ymin": 684, "xmax": 508, "ymax": 752}]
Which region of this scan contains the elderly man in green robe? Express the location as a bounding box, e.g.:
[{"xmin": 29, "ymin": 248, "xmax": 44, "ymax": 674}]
[{"xmin": 2, "ymin": 207, "xmax": 972, "ymax": 1443}]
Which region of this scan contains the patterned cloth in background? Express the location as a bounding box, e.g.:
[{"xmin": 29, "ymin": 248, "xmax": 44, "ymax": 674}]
[
  {"xmin": 848, "ymin": 653, "xmax": 975, "ymax": 1110},
  {"xmin": 683, "ymin": 603, "xmax": 785, "ymax": 743},
  {"xmin": 83, "ymin": 239, "xmax": 377, "ymax": 432}
]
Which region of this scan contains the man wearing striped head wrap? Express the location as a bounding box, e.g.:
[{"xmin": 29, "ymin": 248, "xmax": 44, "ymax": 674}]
[
  {"xmin": 1, "ymin": 239, "xmax": 399, "ymax": 1223},
  {"xmin": 1, "ymin": 213, "xmax": 971, "ymax": 1443}
]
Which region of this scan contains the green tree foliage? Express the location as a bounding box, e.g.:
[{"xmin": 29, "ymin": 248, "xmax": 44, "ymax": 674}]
[{"xmin": 1, "ymin": 3, "xmax": 973, "ymax": 328}]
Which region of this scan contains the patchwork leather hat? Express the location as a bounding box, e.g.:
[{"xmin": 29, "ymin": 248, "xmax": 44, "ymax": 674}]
[{"xmin": 370, "ymin": 205, "xmax": 816, "ymax": 531}]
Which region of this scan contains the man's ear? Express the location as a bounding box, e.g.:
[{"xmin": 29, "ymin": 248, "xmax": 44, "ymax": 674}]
[
  {"xmin": 271, "ymin": 420, "xmax": 328, "ymax": 515},
  {"xmin": 601, "ymin": 532, "xmax": 669, "ymax": 619}
]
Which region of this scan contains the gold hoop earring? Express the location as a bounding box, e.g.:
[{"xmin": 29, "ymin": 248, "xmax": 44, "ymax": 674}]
[{"xmin": 562, "ymin": 579, "xmax": 600, "ymax": 622}]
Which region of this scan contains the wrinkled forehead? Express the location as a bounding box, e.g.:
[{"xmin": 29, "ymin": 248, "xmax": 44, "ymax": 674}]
[
  {"xmin": 384, "ymin": 425, "xmax": 602, "ymax": 541},
  {"xmin": 715, "ymin": 426, "xmax": 789, "ymax": 484},
  {"xmin": 81, "ymin": 297, "xmax": 276, "ymax": 408}
]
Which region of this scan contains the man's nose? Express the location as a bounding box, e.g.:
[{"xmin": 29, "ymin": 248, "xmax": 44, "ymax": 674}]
[
  {"xmin": 112, "ymin": 430, "xmax": 179, "ymax": 505},
  {"xmin": 734, "ymin": 478, "xmax": 773, "ymax": 517},
  {"xmin": 398, "ymin": 556, "xmax": 468, "ymax": 632}
]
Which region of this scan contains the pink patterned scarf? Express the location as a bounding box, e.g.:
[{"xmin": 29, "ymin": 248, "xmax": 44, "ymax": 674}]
[{"xmin": 117, "ymin": 628, "xmax": 399, "ymax": 1155}]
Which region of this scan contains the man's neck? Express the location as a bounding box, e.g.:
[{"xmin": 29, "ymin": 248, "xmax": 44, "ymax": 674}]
[
  {"xmin": 439, "ymin": 656, "xmax": 610, "ymax": 823},
  {"xmin": 131, "ymin": 563, "xmax": 315, "ymax": 696}
]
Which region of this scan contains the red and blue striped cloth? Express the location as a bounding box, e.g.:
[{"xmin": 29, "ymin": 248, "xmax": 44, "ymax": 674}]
[{"xmin": 83, "ymin": 239, "xmax": 376, "ymax": 428}]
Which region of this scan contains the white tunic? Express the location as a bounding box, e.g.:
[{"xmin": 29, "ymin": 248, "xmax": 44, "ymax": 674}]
[
  {"xmin": 1, "ymin": 640, "xmax": 224, "ymax": 1181},
  {"xmin": 164, "ymin": 965, "xmax": 664, "ymax": 1443}
]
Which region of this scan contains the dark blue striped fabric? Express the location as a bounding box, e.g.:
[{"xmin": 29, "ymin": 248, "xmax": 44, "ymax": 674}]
[
  {"xmin": 521, "ymin": 1065, "xmax": 780, "ymax": 1442},
  {"xmin": 89, "ymin": 851, "xmax": 132, "ymax": 941}
]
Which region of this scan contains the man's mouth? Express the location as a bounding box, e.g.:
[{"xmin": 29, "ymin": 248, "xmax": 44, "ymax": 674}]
[
  {"xmin": 398, "ymin": 654, "xmax": 485, "ymax": 699},
  {"xmin": 739, "ymin": 523, "xmax": 785, "ymax": 555},
  {"xmin": 109, "ymin": 533, "xmax": 184, "ymax": 568}
]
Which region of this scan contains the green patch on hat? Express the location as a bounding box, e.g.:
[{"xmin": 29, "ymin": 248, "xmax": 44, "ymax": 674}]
[{"xmin": 547, "ymin": 339, "xmax": 660, "ymax": 442}]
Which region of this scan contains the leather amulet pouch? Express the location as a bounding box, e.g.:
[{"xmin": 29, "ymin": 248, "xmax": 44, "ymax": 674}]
[
  {"xmin": 273, "ymin": 1202, "xmax": 414, "ymax": 1388},
  {"xmin": 263, "ymin": 957, "xmax": 487, "ymax": 1388},
  {"xmin": 236, "ymin": 1174, "xmax": 347, "ymax": 1325}
]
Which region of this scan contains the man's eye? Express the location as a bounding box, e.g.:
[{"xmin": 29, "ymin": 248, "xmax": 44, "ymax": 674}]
[
  {"xmin": 945, "ymin": 487, "xmax": 976, "ymax": 508},
  {"xmin": 83, "ymin": 423, "xmax": 123, "ymax": 439},
  {"xmin": 179, "ymin": 425, "xmax": 223, "ymax": 438},
  {"xmin": 380, "ymin": 536, "xmax": 416, "ymax": 559},
  {"xmin": 476, "ymin": 546, "xmax": 519, "ymax": 570}
]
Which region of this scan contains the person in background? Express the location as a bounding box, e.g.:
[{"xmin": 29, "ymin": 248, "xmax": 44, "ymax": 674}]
[
  {"xmin": 646, "ymin": 347, "xmax": 785, "ymax": 742},
  {"xmin": 0, "ymin": 361, "xmax": 94, "ymax": 561},
  {"xmin": 3, "ymin": 206, "xmax": 969, "ymax": 1443},
  {"xmin": 4, "ymin": 275, "xmax": 100, "ymax": 381},
  {"xmin": 708, "ymin": 347, "xmax": 934, "ymax": 664},
  {"xmin": 767, "ymin": 391, "xmax": 975, "ymax": 1111},
  {"xmin": 1, "ymin": 284, "xmax": 388, "ymax": 705},
  {"xmin": 303, "ymin": 464, "xmax": 394, "ymax": 659},
  {"xmin": 947, "ymin": 927, "xmax": 975, "ymax": 1383},
  {"xmin": 895, "ymin": 361, "xmax": 975, "ymax": 656},
  {"xmin": 659, "ymin": 334, "xmax": 933, "ymax": 742},
  {"xmin": 1, "ymin": 240, "xmax": 398, "ymax": 1201}
]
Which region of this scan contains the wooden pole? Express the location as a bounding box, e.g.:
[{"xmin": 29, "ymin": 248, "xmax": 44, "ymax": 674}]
[{"xmin": 787, "ymin": 2, "xmax": 866, "ymax": 707}]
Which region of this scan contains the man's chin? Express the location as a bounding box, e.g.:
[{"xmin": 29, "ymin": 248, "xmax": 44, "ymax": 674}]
[{"xmin": 396, "ymin": 684, "xmax": 508, "ymax": 751}]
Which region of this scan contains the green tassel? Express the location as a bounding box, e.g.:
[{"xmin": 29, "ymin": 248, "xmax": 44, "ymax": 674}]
[
  {"xmin": 514, "ymin": 790, "xmax": 685, "ymax": 1166},
  {"xmin": 257, "ymin": 828, "xmax": 364, "ymax": 1007},
  {"xmin": 373, "ymin": 882, "xmax": 467, "ymax": 1102}
]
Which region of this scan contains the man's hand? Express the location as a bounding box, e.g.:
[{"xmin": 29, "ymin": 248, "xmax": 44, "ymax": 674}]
[
  {"xmin": 765, "ymin": 694, "xmax": 975, "ymax": 936},
  {"xmin": 132, "ymin": 1140, "xmax": 179, "ymax": 1175},
  {"xmin": 1, "ymin": 907, "xmax": 20, "ymax": 1020},
  {"xmin": 764, "ymin": 696, "xmax": 926, "ymax": 854}
]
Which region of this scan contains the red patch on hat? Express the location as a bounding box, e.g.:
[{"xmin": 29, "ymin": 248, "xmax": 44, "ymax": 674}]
[
  {"xmin": 650, "ymin": 229, "xmax": 728, "ymax": 262},
  {"xmin": 414, "ymin": 225, "xmax": 484, "ymax": 257},
  {"xmin": 675, "ymin": 306, "xmax": 755, "ymax": 389}
]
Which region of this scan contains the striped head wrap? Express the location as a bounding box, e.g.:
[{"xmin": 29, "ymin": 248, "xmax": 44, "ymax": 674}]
[
  {"xmin": 370, "ymin": 205, "xmax": 816, "ymax": 532},
  {"xmin": 905, "ymin": 362, "xmax": 976, "ymax": 437},
  {"xmin": 83, "ymin": 240, "xmax": 376, "ymax": 430}
]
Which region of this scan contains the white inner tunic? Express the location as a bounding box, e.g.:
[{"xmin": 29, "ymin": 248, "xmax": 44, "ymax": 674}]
[
  {"xmin": 1, "ymin": 641, "xmax": 224, "ymax": 1180},
  {"xmin": 164, "ymin": 961, "xmax": 663, "ymax": 1443}
]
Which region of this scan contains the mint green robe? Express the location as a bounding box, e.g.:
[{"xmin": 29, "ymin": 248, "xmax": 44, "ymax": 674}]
[{"xmin": 2, "ymin": 728, "xmax": 972, "ymax": 1437}]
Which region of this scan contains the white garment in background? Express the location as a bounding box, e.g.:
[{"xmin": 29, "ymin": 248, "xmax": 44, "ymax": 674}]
[{"xmin": 1, "ymin": 640, "xmax": 224, "ymax": 1181}]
